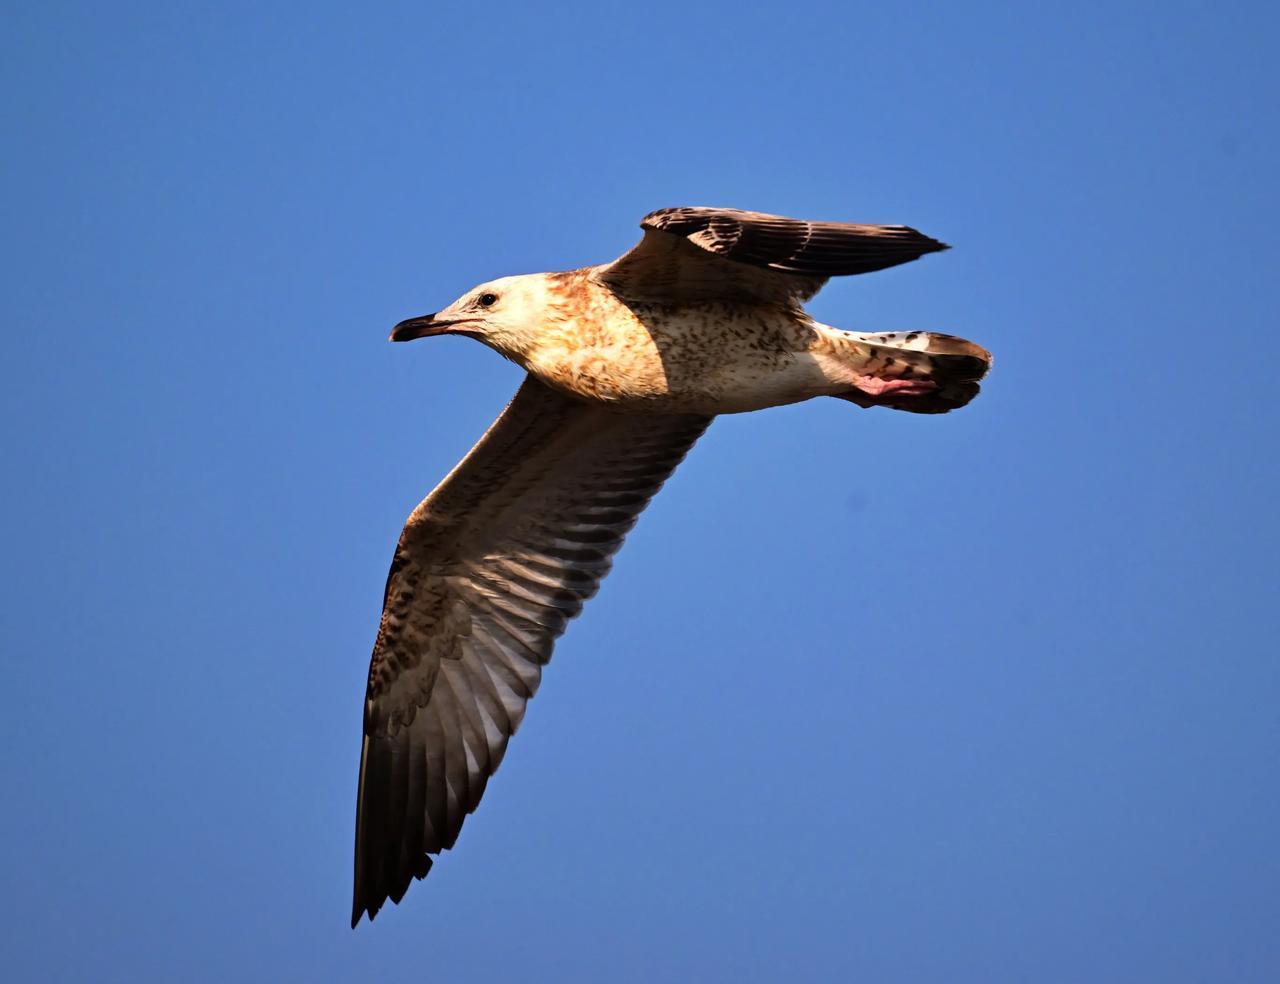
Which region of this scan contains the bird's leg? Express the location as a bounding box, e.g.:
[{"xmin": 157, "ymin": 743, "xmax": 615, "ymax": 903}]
[{"xmin": 815, "ymin": 326, "xmax": 991, "ymax": 415}]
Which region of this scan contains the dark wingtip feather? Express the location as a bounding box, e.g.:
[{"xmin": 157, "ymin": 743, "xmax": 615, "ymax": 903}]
[
  {"xmin": 641, "ymin": 207, "xmax": 952, "ymax": 279},
  {"xmin": 872, "ymin": 224, "xmax": 950, "ymax": 259},
  {"xmin": 351, "ymin": 853, "xmax": 433, "ymax": 928}
]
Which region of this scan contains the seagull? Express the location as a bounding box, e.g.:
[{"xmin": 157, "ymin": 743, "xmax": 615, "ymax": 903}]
[{"xmin": 352, "ymin": 206, "xmax": 991, "ymax": 926}]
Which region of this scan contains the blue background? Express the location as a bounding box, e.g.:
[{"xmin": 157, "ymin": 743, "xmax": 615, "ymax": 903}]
[{"xmin": 4, "ymin": 2, "xmax": 1278, "ymax": 980}]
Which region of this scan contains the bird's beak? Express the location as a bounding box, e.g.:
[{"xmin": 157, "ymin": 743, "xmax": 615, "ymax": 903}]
[{"xmin": 389, "ymin": 313, "xmax": 458, "ymax": 342}]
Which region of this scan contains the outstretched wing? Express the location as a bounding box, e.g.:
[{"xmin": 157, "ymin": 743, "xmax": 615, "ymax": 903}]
[
  {"xmin": 353, "ymin": 376, "xmax": 712, "ymax": 926},
  {"xmin": 593, "ymin": 206, "xmax": 948, "ymax": 305}
]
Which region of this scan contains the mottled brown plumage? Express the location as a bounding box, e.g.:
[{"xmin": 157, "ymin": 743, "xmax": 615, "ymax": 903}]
[{"xmin": 354, "ymin": 207, "xmax": 991, "ymax": 926}]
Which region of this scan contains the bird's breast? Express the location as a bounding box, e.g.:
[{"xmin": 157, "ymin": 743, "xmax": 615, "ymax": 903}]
[{"xmin": 527, "ymin": 296, "xmax": 828, "ymax": 414}]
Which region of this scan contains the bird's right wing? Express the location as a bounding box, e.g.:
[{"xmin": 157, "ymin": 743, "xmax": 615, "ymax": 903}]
[
  {"xmin": 593, "ymin": 206, "xmax": 949, "ymax": 306},
  {"xmin": 353, "ymin": 376, "xmax": 712, "ymax": 926}
]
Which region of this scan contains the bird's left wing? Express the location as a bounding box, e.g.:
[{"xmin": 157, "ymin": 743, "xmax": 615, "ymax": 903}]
[
  {"xmin": 353, "ymin": 376, "xmax": 712, "ymax": 926},
  {"xmin": 593, "ymin": 206, "xmax": 949, "ymax": 306}
]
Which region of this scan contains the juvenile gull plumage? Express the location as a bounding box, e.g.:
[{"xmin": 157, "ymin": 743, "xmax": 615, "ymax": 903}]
[{"xmin": 352, "ymin": 206, "xmax": 991, "ymax": 926}]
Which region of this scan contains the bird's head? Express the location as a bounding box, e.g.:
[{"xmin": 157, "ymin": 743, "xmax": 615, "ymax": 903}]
[{"xmin": 390, "ymin": 273, "xmax": 555, "ymax": 361}]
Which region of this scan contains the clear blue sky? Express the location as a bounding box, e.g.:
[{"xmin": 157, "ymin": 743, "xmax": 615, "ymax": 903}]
[{"xmin": 3, "ymin": 2, "xmax": 1278, "ymax": 981}]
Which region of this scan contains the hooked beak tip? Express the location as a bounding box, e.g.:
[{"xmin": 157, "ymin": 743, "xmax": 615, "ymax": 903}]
[{"xmin": 390, "ymin": 314, "xmax": 448, "ymax": 342}]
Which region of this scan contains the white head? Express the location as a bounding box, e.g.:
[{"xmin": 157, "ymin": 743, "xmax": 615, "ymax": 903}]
[{"xmin": 389, "ymin": 273, "xmax": 557, "ymax": 360}]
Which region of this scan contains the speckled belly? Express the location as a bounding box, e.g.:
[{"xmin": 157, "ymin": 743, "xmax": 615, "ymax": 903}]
[{"xmin": 528, "ymin": 303, "xmax": 833, "ymax": 414}]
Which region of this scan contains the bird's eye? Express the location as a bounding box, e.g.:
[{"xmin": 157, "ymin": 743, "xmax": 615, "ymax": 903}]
[{"xmin": 478, "ymin": 292, "xmax": 498, "ymax": 307}]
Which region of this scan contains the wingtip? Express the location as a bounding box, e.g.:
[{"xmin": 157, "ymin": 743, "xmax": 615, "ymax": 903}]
[
  {"xmin": 913, "ymin": 237, "xmax": 950, "ymax": 259},
  {"xmin": 350, "ymin": 852, "xmax": 434, "ymax": 929},
  {"xmin": 905, "ymin": 227, "xmax": 949, "ymax": 254}
]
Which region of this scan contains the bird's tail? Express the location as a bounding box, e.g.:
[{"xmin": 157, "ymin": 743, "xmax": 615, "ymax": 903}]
[{"xmin": 827, "ymin": 330, "xmax": 992, "ymax": 414}]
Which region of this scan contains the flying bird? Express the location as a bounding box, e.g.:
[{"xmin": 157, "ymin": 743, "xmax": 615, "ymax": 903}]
[{"xmin": 353, "ymin": 206, "xmax": 991, "ymax": 926}]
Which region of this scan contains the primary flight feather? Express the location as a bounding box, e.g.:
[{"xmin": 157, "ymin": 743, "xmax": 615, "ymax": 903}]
[{"xmin": 353, "ymin": 206, "xmax": 991, "ymax": 926}]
